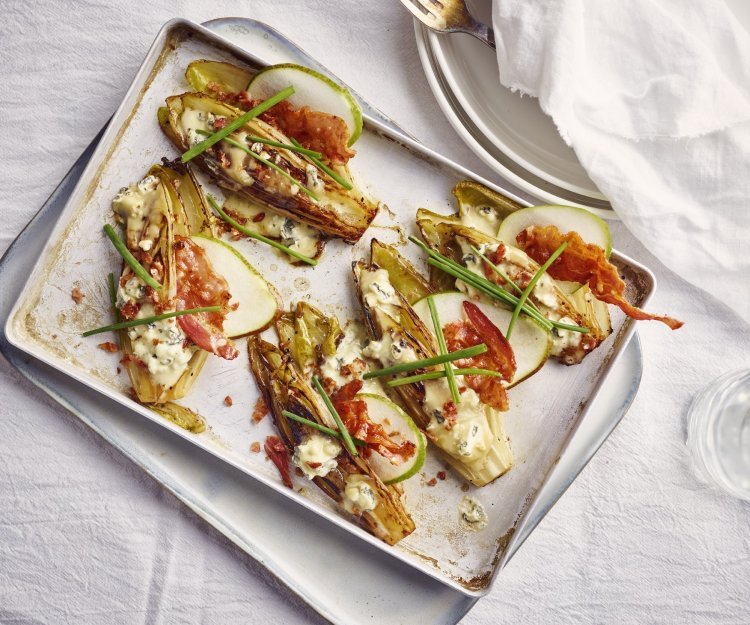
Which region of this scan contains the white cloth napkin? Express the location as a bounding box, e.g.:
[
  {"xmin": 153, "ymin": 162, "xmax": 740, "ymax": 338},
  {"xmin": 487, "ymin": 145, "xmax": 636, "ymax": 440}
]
[{"xmin": 492, "ymin": 0, "xmax": 750, "ymax": 324}]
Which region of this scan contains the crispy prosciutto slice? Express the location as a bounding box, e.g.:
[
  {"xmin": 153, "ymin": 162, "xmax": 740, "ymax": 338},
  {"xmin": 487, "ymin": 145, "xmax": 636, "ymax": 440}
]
[
  {"xmin": 516, "ymin": 225, "xmax": 683, "ymax": 330},
  {"xmin": 173, "ymin": 236, "xmax": 239, "ymax": 359},
  {"xmin": 444, "ymin": 301, "xmax": 516, "ymax": 411},
  {"xmin": 332, "ymin": 380, "xmax": 416, "ymax": 464}
]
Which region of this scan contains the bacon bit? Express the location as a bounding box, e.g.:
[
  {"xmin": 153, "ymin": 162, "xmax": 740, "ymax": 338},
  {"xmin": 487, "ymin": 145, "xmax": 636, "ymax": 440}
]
[
  {"xmin": 444, "ymin": 302, "xmax": 516, "ymax": 411},
  {"xmin": 216, "ymin": 149, "xmax": 231, "ymax": 169},
  {"xmin": 331, "ymin": 380, "xmax": 416, "ymax": 463},
  {"xmin": 116, "ymin": 367, "xmax": 122, "ymax": 374},
  {"xmin": 213, "ymin": 117, "xmax": 228, "ymax": 130},
  {"xmin": 97, "ymin": 342, "xmax": 119, "ymax": 353},
  {"xmin": 224, "ymin": 395, "xmax": 233, "ymax": 407},
  {"xmin": 264, "ymin": 435, "xmax": 293, "ymax": 488},
  {"xmin": 173, "ymin": 236, "xmax": 238, "ymax": 359},
  {"xmin": 215, "ymin": 89, "xmax": 257, "ymax": 109},
  {"xmin": 71, "ymin": 287, "xmax": 85, "ymax": 304},
  {"xmin": 426, "ymin": 478, "xmax": 438, "ymax": 487},
  {"xmin": 252, "ymin": 212, "xmax": 266, "ymax": 222},
  {"xmin": 517, "ymin": 225, "xmax": 683, "ymax": 330},
  {"xmin": 437, "ymin": 471, "xmax": 447, "ymax": 481},
  {"xmin": 294, "ymin": 467, "xmax": 305, "ymax": 478},
  {"xmin": 119, "ymin": 301, "xmax": 140, "ymax": 320},
  {"xmin": 250, "ymin": 441, "xmax": 261, "ymax": 453},
  {"xmin": 461, "ymin": 482, "xmax": 470, "ymax": 492},
  {"xmin": 442, "ymin": 401, "xmax": 458, "ymax": 429},
  {"xmin": 120, "ymin": 353, "xmax": 145, "ymax": 368},
  {"xmin": 252, "ymin": 397, "xmax": 269, "ymax": 423}
]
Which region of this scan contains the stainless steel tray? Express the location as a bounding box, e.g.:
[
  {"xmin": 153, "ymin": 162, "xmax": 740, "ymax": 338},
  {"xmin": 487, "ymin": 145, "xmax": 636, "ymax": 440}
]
[{"xmin": 1, "ymin": 17, "xmax": 647, "ymax": 605}]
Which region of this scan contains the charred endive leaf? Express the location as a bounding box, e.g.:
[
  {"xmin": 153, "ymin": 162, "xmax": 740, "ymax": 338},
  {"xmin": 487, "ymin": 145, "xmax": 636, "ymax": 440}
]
[
  {"xmin": 352, "ymin": 253, "xmax": 514, "ymax": 487},
  {"xmin": 370, "ymin": 240, "xmax": 432, "ymax": 305},
  {"xmin": 248, "ymin": 337, "xmax": 415, "ymax": 545},
  {"xmin": 415, "ymin": 210, "xmax": 611, "ymax": 364},
  {"xmin": 146, "ymin": 402, "xmax": 206, "ymax": 433},
  {"xmin": 161, "ymin": 93, "xmax": 378, "ymax": 243},
  {"xmin": 186, "ymin": 59, "xmax": 254, "ymax": 94},
  {"xmin": 276, "ymin": 302, "xmax": 342, "ymax": 372},
  {"xmin": 452, "ymin": 180, "xmax": 523, "ymax": 235}
]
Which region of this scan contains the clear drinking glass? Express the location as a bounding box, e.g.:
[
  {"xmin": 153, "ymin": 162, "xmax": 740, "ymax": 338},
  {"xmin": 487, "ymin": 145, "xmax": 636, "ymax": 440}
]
[{"xmin": 687, "ymin": 369, "xmax": 750, "ymax": 501}]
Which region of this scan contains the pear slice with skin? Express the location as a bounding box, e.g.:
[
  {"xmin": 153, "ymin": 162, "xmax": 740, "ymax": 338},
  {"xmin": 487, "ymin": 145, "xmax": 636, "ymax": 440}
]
[
  {"xmin": 498, "ymin": 205, "xmax": 612, "ymax": 257},
  {"xmin": 412, "ymin": 292, "xmax": 551, "ymax": 387},
  {"xmin": 356, "ymin": 393, "xmax": 426, "ymax": 485},
  {"xmin": 248, "ymin": 63, "xmax": 363, "ymax": 146},
  {"xmin": 190, "ymin": 235, "xmax": 279, "ymax": 338}
]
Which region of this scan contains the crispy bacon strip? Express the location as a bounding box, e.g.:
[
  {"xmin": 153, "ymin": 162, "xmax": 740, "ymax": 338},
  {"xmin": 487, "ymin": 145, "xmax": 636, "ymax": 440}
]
[
  {"xmin": 516, "ymin": 225, "xmax": 683, "ymax": 330},
  {"xmin": 265, "ymin": 435, "xmax": 293, "ymax": 488},
  {"xmin": 207, "ymin": 85, "xmax": 354, "ymax": 165},
  {"xmin": 173, "ymin": 236, "xmax": 239, "ymax": 359},
  {"xmin": 444, "ymin": 302, "xmax": 516, "ymax": 411},
  {"xmin": 331, "ymin": 380, "xmax": 416, "ymax": 463}
]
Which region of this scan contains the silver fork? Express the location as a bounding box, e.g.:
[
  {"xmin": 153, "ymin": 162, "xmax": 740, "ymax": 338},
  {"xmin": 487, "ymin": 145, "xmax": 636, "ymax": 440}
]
[{"xmin": 399, "ymin": 0, "xmax": 495, "ymax": 48}]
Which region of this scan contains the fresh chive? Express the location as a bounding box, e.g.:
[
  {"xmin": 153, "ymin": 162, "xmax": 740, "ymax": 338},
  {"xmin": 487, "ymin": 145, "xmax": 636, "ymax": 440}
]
[
  {"xmin": 282, "ymin": 410, "xmax": 366, "ymax": 447},
  {"xmin": 206, "ymin": 195, "xmax": 317, "ymax": 266},
  {"xmin": 386, "ymin": 367, "xmax": 502, "ymax": 388},
  {"xmin": 311, "ymin": 376, "xmax": 358, "ymax": 457},
  {"xmin": 290, "ymin": 138, "xmax": 353, "ymax": 191},
  {"xmin": 107, "ymin": 272, "xmax": 121, "ymax": 323},
  {"xmin": 470, "ymin": 245, "xmax": 529, "ymax": 300},
  {"xmin": 196, "ymin": 129, "xmax": 319, "ymax": 201},
  {"xmin": 181, "ymin": 86, "xmax": 294, "ymax": 162},
  {"xmin": 427, "ymin": 295, "xmax": 460, "ymax": 405},
  {"xmin": 362, "ymin": 344, "xmax": 487, "ymax": 380},
  {"xmin": 82, "ymin": 306, "xmax": 221, "ymax": 337},
  {"xmin": 103, "ymin": 224, "xmax": 161, "ymax": 291},
  {"xmin": 507, "ymin": 242, "xmax": 568, "ymax": 339},
  {"xmin": 246, "ymin": 135, "xmax": 322, "ymax": 159}
]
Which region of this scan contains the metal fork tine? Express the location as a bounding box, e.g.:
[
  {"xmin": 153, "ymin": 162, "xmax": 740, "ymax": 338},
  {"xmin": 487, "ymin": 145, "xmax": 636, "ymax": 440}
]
[{"xmin": 400, "ymin": 0, "xmax": 441, "ymax": 24}]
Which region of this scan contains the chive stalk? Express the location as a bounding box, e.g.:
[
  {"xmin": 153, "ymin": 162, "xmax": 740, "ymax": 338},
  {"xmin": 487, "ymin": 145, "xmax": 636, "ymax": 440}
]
[
  {"xmin": 82, "ymin": 306, "xmax": 221, "ymax": 337},
  {"xmin": 507, "ymin": 242, "xmax": 567, "ymax": 339},
  {"xmin": 427, "ymin": 295, "xmax": 460, "ymax": 405},
  {"xmin": 311, "ymin": 376, "xmax": 358, "ymax": 457},
  {"xmin": 103, "ymin": 225, "xmax": 161, "ymax": 291},
  {"xmin": 107, "ymin": 272, "xmax": 121, "ymax": 323},
  {"xmin": 246, "ymin": 136, "xmax": 322, "ymax": 159},
  {"xmin": 386, "ymin": 367, "xmax": 502, "ymax": 388},
  {"xmin": 196, "ymin": 129, "xmax": 319, "ymax": 201},
  {"xmin": 362, "ymin": 344, "xmax": 487, "ymax": 380},
  {"xmin": 181, "ymin": 86, "xmax": 294, "ymax": 162},
  {"xmin": 282, "ymin": 410, "xmax": 366, "ymax": 447},
  {"xmin": 290, "ymin": 138, "xmax": 353, "ymax": 190},
  {"xmin": 206, "ymin": 195, "xmax": 317, "ymax": 266}
]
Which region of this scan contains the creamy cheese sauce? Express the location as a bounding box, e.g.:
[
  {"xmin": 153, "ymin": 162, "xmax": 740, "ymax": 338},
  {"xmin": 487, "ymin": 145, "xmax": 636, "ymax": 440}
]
[
  {"xmin": 458, "ymin": 205, "xmax": 502, "ymax": 237},
  {"xmin": 458, "ymin": 495, "xmax": 488, "ymax": 531},
  {"xmin": 127, "ymin": 304, "xmax": 196, "ymax": 388},
  {"xmin": 116, "ymin": 275, "xmax": 146, "ymax": 309},
  {"xmin": 320, "ymin": 324, "xmax": 368, "ymax": 389},
  {"xmin": 112, "ymin": 175, "xmax": 167, "ymax": 250},
  {"xmin": 293, "ymin": 433, "xmax": 341, "ymax": 479},
  {"xmin": 342, "ymin": 474, "xmax": 378, "ymax": 514}
]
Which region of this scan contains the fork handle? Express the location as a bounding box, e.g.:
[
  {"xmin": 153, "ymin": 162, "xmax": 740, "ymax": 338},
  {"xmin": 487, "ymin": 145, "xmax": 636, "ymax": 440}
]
[{"xmin": 468, "ymin": 21, "xmax": 495, "ymax": 49}]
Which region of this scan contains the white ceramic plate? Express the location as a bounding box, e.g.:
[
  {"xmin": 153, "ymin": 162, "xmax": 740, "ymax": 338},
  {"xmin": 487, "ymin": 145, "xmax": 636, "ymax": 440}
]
[{"xmin": 415, "ymin": 0, "xmax": 611, "ymax": 212}]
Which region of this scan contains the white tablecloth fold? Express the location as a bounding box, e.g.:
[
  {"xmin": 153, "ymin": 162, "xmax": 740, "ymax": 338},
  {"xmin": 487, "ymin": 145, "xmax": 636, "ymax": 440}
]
[{"xmin": 493, "ymin": 0, "xmax": 750, "ymax": 323}]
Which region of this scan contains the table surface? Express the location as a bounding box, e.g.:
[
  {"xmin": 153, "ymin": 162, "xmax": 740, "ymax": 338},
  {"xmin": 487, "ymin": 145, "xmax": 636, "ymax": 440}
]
[{"xmin": 1, "ymin": 2, "xmax": 749, "ymax": 623}]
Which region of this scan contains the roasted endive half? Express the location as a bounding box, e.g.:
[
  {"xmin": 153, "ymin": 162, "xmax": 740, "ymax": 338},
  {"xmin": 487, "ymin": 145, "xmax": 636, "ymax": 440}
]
[
  {"xmin": 111, "ymin": 164, "xmax": 277, "ymax": 404},
  {"xmin": 160, "ymin": 92, "xmax": 378, "ymax": 243},
  {"xmin": 352, "ymin": 241, "xmax": 518, "ymax": 487},
  {"xmin": 416, "ymin": 209, "xmax": 611, "ymax": 365},
  {"xmin": 275, "ymin": 301, "xmax": 426, "ymax": 485},
  {"xmin": 248, "ymin": 337, "xmax": 416, "ymax": 545}
]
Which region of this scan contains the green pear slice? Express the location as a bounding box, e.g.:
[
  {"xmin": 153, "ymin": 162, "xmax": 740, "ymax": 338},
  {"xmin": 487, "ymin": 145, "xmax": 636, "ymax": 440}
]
[
  {"xmin": 248, "ymin": 63, "xmax": 363, "ymax": 146},
  {"xmin": 412, "ymin": 292, "xmax": 551, "ymax": 387},
  {"xmin": 190, "ymin": 235, "xmax": 278, "ymax": 338},
  {"xmin": 356, "ymin": 393, "xmax": 426, "ymax": 484},
  {"xmin": 498, "ymin": 205, "xmax": 612, "ymax": 257}
]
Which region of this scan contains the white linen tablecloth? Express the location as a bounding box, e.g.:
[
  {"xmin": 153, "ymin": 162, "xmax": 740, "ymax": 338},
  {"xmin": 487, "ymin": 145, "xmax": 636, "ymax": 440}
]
[{"xmin": 1, "ymin": 2, "xmax": 748, "ymax": 623}]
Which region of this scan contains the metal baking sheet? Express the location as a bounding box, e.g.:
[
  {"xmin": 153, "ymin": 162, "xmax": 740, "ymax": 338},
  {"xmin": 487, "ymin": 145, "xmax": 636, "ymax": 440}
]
[{"xmin": 3, "ymin": 18, "xmax": 654, "ymax": 595}]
